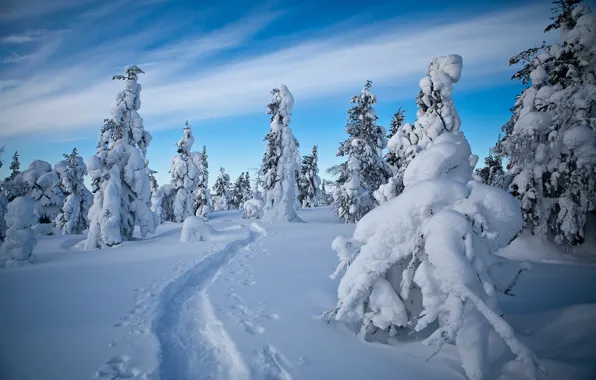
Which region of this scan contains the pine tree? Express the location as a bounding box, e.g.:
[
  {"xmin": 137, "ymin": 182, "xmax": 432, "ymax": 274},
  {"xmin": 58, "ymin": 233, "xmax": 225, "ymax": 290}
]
[
  {"xmin": 475, "ymin": 147, "xmax": 505, "ymax": 188},
  {"xmin": 55, "ymin": 148, "xmax": 90, "ymax": 235},
  {"xmin": 386, "ymin": 108, "xmax": 405, "ymax": 141},
  {"xmin": 259, "ymin": 85, "xmax": 302, "ymax": 222},
  {"xmin": 230, "ymin": 172, "xmax": 247, "ymax": 209},
  {"xmin": 212, "ymin": 167, "xmax": 231, "ymax": 211},
  {"xmin": 0, "ymin": 146, "xmax": 6, "ymax": 241},
  {"xmin": 169, "ymin": 121, "xmax": 203, "ymax": 222},
  {"xmin": 194, "ymin": 145, "xmax": 210, "ymax": 219},
  {"xmin": 334, "ymin": 81, "xmax": 390, "ymax": 222},
  {"xmin": 298, "ymin": 145, "xmax": 321, "ymax": 208},
  {"xmin": 242, "ymin": 172, "xmax": 252, "ymax": 201},
  {"xmin": 9, "ymin": 151, "xmax": 20, "ymax": 179},
  {"xmin": 494, "ymin": 0, "xmax": 596, "ymax": 246},
  {"xmin": 85, "ymin": 65, "xmax": 158, "ymax": 249}
]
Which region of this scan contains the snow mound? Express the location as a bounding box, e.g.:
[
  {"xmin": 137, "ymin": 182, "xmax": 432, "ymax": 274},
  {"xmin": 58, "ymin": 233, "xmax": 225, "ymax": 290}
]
[
  {"xmin": 3, "ymin": 196, "xmax": 38, "ymax": 266},
  {"xmin": 403, "ymin": 132, "xmax": 474, "ymax": 187}
]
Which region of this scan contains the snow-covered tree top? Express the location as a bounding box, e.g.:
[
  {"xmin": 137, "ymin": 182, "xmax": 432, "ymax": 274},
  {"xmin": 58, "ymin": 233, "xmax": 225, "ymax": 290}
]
[
  {"xmin": 426, "ymin": 54, "xmax": 463, "ymax": 83},
  {"xmin": 176, "ymin": 121, "xmax": 195, "ymax": 156},
  {"xmin": 267, "ymin": 85, "xmax": 294, "ymax": 128}
]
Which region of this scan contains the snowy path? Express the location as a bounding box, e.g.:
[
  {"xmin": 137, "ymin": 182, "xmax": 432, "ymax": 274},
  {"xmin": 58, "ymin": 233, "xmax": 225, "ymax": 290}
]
[{"xmin": 151, "ymin": 223, "xmax": 266, "ymax": 380}]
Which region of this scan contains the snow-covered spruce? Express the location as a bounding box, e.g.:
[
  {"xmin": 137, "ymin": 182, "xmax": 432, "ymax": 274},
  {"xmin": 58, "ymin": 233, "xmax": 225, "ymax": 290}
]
[
  {"xmin": 475, "ymin": 146, "xmax": 505, "ymax": 188},
  {"xmin": 334, "ymin": 81, "xmax": 391, "ymax": 222},
  {"xmin": 298, "ymin": 145, "xmax": 321, "ymax": 208},
  {"xmin": 212, "ymin": 167, "xmax": 231, "ymax": 211},
  {"xmin": 375, "ymin": 56, "xmax": 463, "ymax": 204},
  {"xmin": 194, "ymin": 145, "xmax": 210, "ymax": 219},
  {"xmin": 3, "ymin": 196, "xmax": 37, "ymax": 267},
  {"xmin": 169, "ymin": 121, "xmax": 204, "ymax": 223},
  {"xmin": 230, "ymin": 172, "xmax": 249, "ymax": 210},
  {"xmin": 148, "ymin": 169, "xmax": 165, "ymax": 223},
  {"xmin": 54, "ymin": 148, "xmax": 91, "ymax": 235},
  {"xmin": 259, "ymin": 85, "xmax": 302, "ymax": 223},
  {"xmin": 494, "ymin": 0, "xmax": 596, "ymax": 247},
  {"xmin": 20, "ymin": 160, "xmax": 65, "ymax": 234},
  {"xmin": 330, "ymin": 56, "xmax": 542, "ymax": 380},
  {"xmin": 85, "ymin": 65, "xmax": 158, "ymax": 250}
]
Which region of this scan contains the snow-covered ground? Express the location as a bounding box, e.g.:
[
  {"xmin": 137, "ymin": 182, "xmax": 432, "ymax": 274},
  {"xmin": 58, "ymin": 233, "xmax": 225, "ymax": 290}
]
[{"xmin": 1, "ymin": 207, "xmax": 595, "ymax": 380}]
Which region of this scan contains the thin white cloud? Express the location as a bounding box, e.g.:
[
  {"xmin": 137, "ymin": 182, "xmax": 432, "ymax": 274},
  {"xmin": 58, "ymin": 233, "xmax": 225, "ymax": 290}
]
[
  {"xmin": 0, "ymin": 4, "xmax": 552, "ymax": 140},
  {"xmin": 0, "ymin": 30, "xmax": 47, "ymax": 44}
]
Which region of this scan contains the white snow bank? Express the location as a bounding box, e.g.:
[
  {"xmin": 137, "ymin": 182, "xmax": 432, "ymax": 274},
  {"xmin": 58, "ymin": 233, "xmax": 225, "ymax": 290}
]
[{"xmin": 180, "ymin": 216, "xmax": 247, "ymax": 243}]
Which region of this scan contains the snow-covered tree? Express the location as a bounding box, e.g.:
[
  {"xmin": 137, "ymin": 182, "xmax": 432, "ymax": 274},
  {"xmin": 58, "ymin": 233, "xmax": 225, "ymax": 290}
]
[
  {"xmin": 329, "ymin": 55, "xmax": 543, "ymax": 380},
  {"xmin": 212, "ymin": 167, "xmax": 230, "ymax": 211},
  {"xmin": 169, "ymin": 121, "xmax": 203, "ymax": 223},
  {"xmin": 475, "ymin": 146, "xmax": 505, "ymax": 188},
  {"xmin": 230, "ymin": 172, "xmax": 247, "ymax": 210},
  {"xmin": 375, "ymin": 56, "xmax": 464, "ymax": 205},
  {"xmin": 20, "ymin": 160, "xmax": 64, "ymax": 232},
  {"xmin": 3, "ymin": 196, "xmax": 37, "ymax": 267},
  {"xmin": 85, "ymin": 65, "xmax": 158, "ymax": 250},
  {"xmin": 319, "ymin": 180, "xmax": 333, "ymax": 206},
  {"xmin": 494, "ymin": 0, "xmax": 596, "ymax": 246},
  {"xmin": 259, "ymin": 85, "xmax": 302, "ymax": 222},
  {"xmin": 9, "ymin": 151, "xmax": 20, "ymax": 180},
  {"xmin": 242, "ymin": 172, "xmax": 252, "ymax": 201},
  {"xmin": 54, "ymin": 148, "xmax": 90, "ymax": 235},
  {"xmin": 334, "ymin": 81, "xmax": 391, "ymax": 222},
  {"xmin": 298, "ymin": 145, "xmax": 321, "ymax": 208},
  {"xmin": 194, "ymin": 145, "xmax": 210, "ymax": 220},
  {"xmin": 386, "ymin": 108, "xmax": 405, "ymax": 148}
]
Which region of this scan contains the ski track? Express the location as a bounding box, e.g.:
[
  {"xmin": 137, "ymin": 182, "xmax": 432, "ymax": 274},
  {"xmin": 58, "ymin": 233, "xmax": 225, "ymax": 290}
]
[{"xmin": 151, "ymin": 222, "xmax": 266, "ymax": 380}]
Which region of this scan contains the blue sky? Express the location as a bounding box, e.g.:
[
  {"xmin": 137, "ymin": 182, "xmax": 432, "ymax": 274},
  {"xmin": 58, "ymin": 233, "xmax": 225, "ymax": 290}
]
[{"xmin": 0, "ymin": 0, "xmax": 572, "ymax": 186}]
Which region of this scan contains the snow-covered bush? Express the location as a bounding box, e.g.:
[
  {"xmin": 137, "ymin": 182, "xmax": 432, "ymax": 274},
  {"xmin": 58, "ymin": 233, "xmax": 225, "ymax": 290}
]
[
  {"xmin": 16, "ymin": 160, "xmax": 65, "ymax": 232},
  {"xmin": 243, "ymin": 197, "xmax": 264, "ymax": 220},
  {"xmin": 85, "ymin": 65, "xmax": 158, "ymax": 250},
  {"xmin": 330, "ymin": 55, "xmax": 542, "ymax": 380},
  {"xmin": 494, "ymin": 0, "xmax": 596, "ymax": 247},
  {"xmin": 334, "ymin": 81, "xmax": 391, "ymax": 222},
  {"xmin": 259, "ymin": 85, "xmax": 302, "ymax": 223},
  {"xmin": 212, "ymin": 167, "xmax": 231, "ymax": 211},
  {"xmin": 194, "ymin": 145, "xmax": 210, "ymax": 220},
  {"xmin": 298, "ymin": 145, "xmax": 321, "ymax": 208},
  {"xmin": 55, "ymin": 149, "xmax": 90, "ymax": 235},
  {"xmin": 3, "ymin": 196, "xmax": 37, "ymax": 267},
  {"xmin": 169, "ymin": 122, "xmax": 204, "ymax": 222}
]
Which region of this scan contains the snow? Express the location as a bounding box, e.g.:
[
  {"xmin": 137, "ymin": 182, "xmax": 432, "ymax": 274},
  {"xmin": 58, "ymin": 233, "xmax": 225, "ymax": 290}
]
[
  {"xmin": 2, "ymin": 196, "xmax": 37, "ymax": 266},
  {"xmin": 0, "ymin": 207, "xmax": 595, "ymax": 380}
]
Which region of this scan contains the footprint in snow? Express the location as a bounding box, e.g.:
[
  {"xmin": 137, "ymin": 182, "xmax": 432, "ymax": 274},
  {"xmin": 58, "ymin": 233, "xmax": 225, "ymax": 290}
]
[
  {"xmin": 96, "ymin": 356, "xmax": 145, "ymax": 379},
  {"xmin": 241, "ymin": 320, "xmax": 266, "ymax": 335}
]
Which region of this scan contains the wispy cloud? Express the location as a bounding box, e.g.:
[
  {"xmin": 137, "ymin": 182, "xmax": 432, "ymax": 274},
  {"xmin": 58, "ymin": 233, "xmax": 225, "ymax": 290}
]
[
  {"xmin": 0, "ymin": 3, "xmax": 552, "ymax": 140},
  {"xmin": 0, "ymin": 30, "xmax": 47, "ymax": 44}
]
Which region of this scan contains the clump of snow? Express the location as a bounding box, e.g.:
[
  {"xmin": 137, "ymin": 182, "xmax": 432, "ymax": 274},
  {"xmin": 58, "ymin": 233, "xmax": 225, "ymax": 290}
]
[
  {"xmin": 3, "ymin": 196, "xmax": 37, "ymax": 267},
  {"xmin": 180, "ymin": 216, "xmax": 247, "ymax": 243},
  {"xmin": 243, "ymin": 198, "xmax": 264, "ymax": 220}
]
